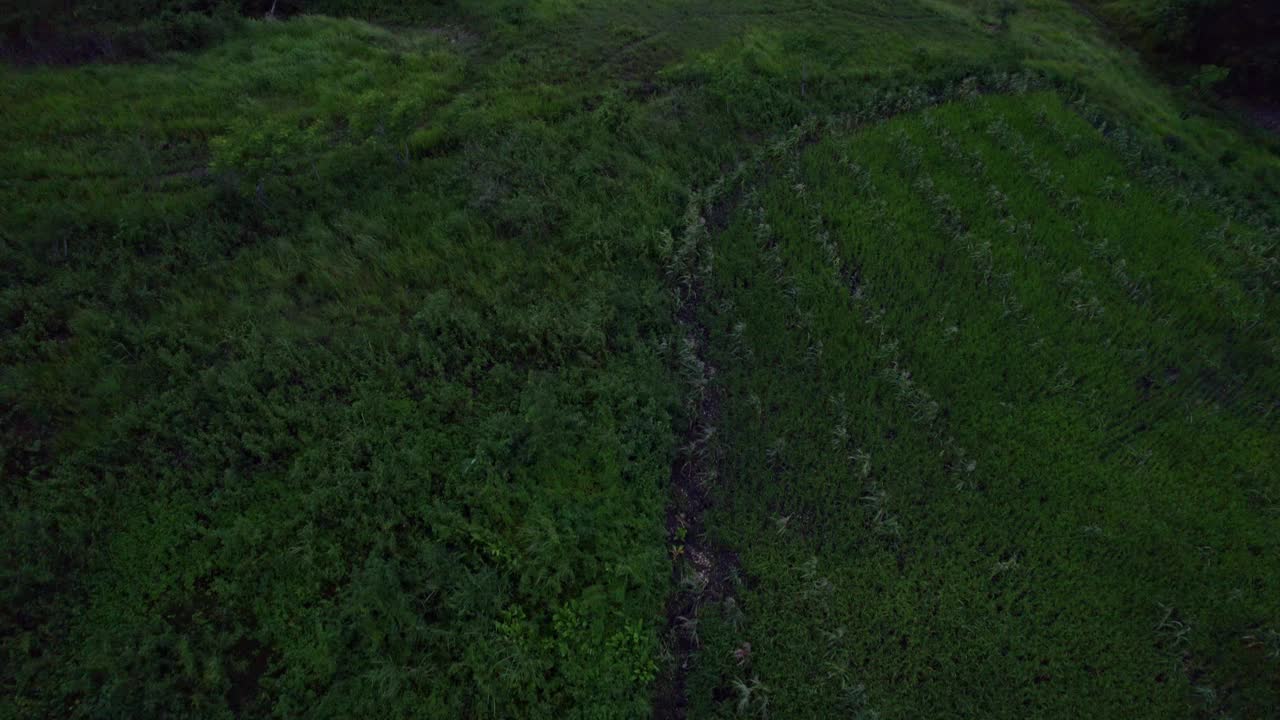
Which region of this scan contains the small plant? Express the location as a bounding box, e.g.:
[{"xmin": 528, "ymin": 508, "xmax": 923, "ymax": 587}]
[
  {"xmin": 731, "ymin": 676, "xmax": 770, "ymax": 717},
  {"xmin": 1154, "ymin": 604, "xmax": 1193, "ymax": 648},
  {"xmin": 675, "ymin": 615, "xmax": 700, "ymax": 648},
  {"xmin": 1242, "ymin": 628, "xmax": 1280, "ymax": 660},
  {"xmin": 990, "ymin": 554, "xmax": 1020, "ymax": 579},
  {"xmin": 772, "ymin": 514, "xmax": 794, "ymax": 534},
  {"xmin": 679, "ymin": 565, "xmax": 709, "ymax": 596},
  {"xmin": 723, "ymin": 597, "xmax": 746, "ymax": 632},
  {"xmin": 849, "ymin": 448, "xmax": 872, "ymax": 479}
]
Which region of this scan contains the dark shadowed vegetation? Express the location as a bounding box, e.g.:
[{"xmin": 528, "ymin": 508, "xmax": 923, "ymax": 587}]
[
  {"xmin": 1082, "ymin": 0, "xmax": 1280, "ymax": 102},
  {"xmin": 2, "ymin": 1, "xmax": 1278, "ymax": 718}
]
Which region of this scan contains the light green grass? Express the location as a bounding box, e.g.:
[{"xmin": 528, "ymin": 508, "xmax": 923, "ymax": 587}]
[{"xmin": 682, "ymin": 90, "xmax": 1278, "ymax": 718}]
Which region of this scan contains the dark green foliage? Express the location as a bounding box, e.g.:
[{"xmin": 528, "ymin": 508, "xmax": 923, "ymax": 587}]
[
  {"xmin": 977, "ymin": 0, "xmax": 1022, "ymax": 30},
  {"xmin": 1085, "ymin": 0, "xmax": 1280, "ymax": 101},
  {"xmin": 682, "ymin": 92, "xmax": 1279, "ymax": 718},
  {"xmin": 1151, "ymin": 0, "xmax": 1223, "ymax": 52},
  {"xmin": 2, "ymin": 1, "xmax": 1280, "ymax": 718},
  {"xmin": 1, "ymin": 15, "xmax": 685, "ymax": 718}
]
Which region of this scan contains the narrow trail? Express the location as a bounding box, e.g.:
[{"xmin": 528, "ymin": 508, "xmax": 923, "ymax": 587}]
[{"xmin": 653, "ymin": 181, "xmax": 746, "ymax": 720}]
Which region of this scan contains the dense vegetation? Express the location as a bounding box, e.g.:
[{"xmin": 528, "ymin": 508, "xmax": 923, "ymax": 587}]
[
  {"xmin": 683, "ymin": 90, "xmax": 1280, "ymax": 718},
  {"xmin": 1082, "ymin": 0, "xmax": 1280, "ymax": 101},
  {"xmin": 3, "ymin": 1, "xmax": 1278, "ymax": 718}
]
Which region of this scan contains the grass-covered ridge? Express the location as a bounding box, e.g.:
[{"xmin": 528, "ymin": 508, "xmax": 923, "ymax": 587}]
[
  {"xmin": 2, "ymin": 1, "xmax": 1278, "ymax": 718},
  {"xmin": 680, "ymin": 90, "xmax": 1279, "ymax": 717}
]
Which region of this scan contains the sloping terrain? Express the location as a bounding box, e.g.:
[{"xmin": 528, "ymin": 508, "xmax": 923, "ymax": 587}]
[
  {"xmin": 2, "ymin": 1, "xmax": 1278, "ymax": 718},
  {"xmin": 1081, "ymin": 0, "xmax": 1280, "ymax": 102},
  {"xmin": 679, "ymin": 89, "xmax": 1279, "ymax": 718}
]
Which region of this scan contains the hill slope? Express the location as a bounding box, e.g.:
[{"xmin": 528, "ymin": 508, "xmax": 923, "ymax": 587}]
[{"xmin": 2, "ymin": 1, "xmax": 1278, "ymax": 718}]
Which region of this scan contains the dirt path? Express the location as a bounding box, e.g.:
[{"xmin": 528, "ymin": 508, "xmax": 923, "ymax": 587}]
[{"xmin": 652, "ymin": 181, "xmax": 746, "ymax": 720}]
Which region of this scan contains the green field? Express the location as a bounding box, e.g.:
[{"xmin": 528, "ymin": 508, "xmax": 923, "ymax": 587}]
[{"xmin": 3, "ymin": 1, "xmax": 1278, "ymax": 718}]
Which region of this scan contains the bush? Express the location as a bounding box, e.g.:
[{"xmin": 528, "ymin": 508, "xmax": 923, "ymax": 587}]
[{"xmin": 1131, "ymin": 0, "xmax": 1280, "ymax": 100}]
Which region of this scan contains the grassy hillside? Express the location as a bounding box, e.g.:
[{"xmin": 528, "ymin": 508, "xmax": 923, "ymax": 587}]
[
  {"xmin": 682, "ymin": 90, "xmax": 1279, "ymax": 718},
  {"xmin": 2, "ymin": 1, "xmax": 1278, "ymax": 718},
  {"xmin": 1080, "ymin": 0, "xmax": 1280, "ymax": 101}
]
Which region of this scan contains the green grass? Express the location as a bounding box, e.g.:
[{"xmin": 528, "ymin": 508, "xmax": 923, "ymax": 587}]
[
  {"xmin": 1076, "ymin": 1, "xmax": 1280, "ymax": 106},
  {"xmin": 682, "ymin": 91, "xmax": 1278, "ymax": 718},
  {"xmin": 2, "ymin": 1, "xmax": 1278, "ymax": 718},
  {"xmin": 3, "ymin": 15, "xmax": 690, "ymax": 718}
]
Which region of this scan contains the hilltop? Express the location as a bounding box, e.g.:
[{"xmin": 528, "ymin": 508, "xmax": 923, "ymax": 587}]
[{"xmin": 3, "ymin": 2, "xmax": 1278, "ymax": 718}]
